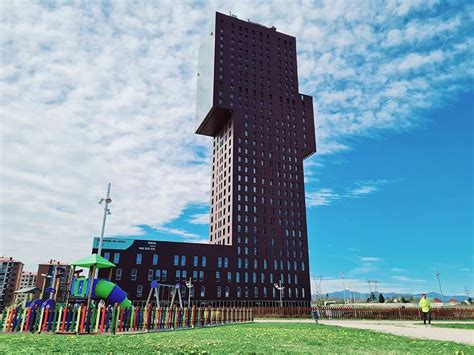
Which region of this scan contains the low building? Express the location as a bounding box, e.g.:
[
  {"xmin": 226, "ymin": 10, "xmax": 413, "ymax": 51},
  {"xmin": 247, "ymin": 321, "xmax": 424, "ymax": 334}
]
[
  {"xmin": 0, "ymin": 257, "xmax": 24, "ymax": 310},
  {"xmin": 92, "ymin": 237, "xmax": 309, "ymax": 307}
]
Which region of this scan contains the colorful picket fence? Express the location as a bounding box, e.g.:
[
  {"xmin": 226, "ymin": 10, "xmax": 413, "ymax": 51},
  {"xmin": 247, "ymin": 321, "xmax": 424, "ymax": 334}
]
[{"xmin": 0, "ymin": 305, "xmax": 253, "ymax": 334}]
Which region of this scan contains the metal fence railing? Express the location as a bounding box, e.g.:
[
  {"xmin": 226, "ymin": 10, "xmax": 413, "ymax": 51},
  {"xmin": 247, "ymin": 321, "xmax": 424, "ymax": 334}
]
[
  {"xmin": 315, "ymin": 306, "xmax": 474, "ymax": 320},
  {"xmin": 252, "ymin": 306, "xmax": 474, "ymax": 320}
]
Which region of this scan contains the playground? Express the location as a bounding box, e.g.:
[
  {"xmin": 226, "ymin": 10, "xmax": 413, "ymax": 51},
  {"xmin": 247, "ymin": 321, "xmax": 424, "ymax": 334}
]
[
  {"xmin": 1, "ymin": 322, "xmax": 472, "ymax": 354},
  {"xmin": 1, "ymin": 254, "xmax": 251, "ymax": 335}
]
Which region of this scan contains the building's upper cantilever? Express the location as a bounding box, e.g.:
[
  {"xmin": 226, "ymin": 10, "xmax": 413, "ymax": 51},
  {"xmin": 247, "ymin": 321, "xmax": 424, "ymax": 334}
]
[{"xmin": 195, "ymin": 12, "xmax": 316, "ymax": 159}]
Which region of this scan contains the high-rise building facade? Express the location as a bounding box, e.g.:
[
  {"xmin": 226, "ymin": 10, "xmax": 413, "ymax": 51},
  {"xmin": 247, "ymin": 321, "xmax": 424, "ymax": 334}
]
[
  {"xmin": 196, "ymin": 12, "xmax": 316, "ymax": 297},
  {"xmin": 93, "ymin": 12, "xmax": 315, "ymax": 307}
]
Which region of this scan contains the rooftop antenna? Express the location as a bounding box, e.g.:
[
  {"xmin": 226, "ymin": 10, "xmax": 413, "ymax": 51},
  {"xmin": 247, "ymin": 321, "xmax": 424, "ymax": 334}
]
[{"xmin": 435, "ymin": 269, "xmax": 444, "ymax": 302}]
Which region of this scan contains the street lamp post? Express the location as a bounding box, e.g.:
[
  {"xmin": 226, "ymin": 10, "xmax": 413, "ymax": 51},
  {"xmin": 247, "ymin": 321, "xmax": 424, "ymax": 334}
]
[
  {"xmin": 186, "ymin": 277, "xmax": 194, "ymax": 308},
  {"xmin": 97, "ymin": 183, "xmax": 112, "ymax": 258},
  {"xmin": 274, "ymin": 280, "xmax": 285, "ymax": 308}
]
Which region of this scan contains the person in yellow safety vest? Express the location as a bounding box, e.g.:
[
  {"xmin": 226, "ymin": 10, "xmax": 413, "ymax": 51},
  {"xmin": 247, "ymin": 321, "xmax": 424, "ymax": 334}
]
[{"xmin": 419, "ymin": 293, "xmax": 432, "ymax": 327}]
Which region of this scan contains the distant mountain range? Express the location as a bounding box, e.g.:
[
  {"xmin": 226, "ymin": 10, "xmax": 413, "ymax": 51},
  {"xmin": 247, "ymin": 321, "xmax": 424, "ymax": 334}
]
[{"xmin": 316, "ymin": 291, "xmax": 469, "ymax": 302}]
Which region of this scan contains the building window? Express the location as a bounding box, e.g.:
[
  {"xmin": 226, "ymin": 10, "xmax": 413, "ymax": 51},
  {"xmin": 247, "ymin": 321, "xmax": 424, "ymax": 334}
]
[
  {"xmin": 175, "ymin": 270, "xmax": 181, "ymax": 280},
  {"xmin": 225, "ymin": 286, "xmax": 230, "ymax": 298},
  {"xmin": 202, "ymin": 256, "xmax": 207, "ymax": 267},
  {"xmin": 254, "ymin": 287, "xmax": 259, "ymax": 298},
  {"xmin": 236, "ymin": 272, "xmax": 240, "ymax": 282},
  {"xmin": 104, "ymin": 252, "xmax": 110, "ymax": 260},
  {"xmin": 148, "ymin": 269, "xmax": 153, "ymax": 281},
  {"xmin": 115, "ymin": 268, "xmax": 122, "ymax": 280},
  {"xmin": 131, "ymin": 269, "xmax": 137, "ymax": 281},
  {"xmin": 137, "ymin": 285, "xmax": 143, "ymax": 298},
  {"xmin": 217, "ymin": 286, "xmax": 222, "ymax": 298},
  {"xmin": 264, "ymin": 287, "xmax": 268, "ymax": 298},
  {"xmin": 181, "ymin": 255, "xmax": 186, "ymax": 266},
  {"xmin": 173, "ymin": 255, "xmax": 179, "ymax": 266},
  {"xmin": 193, "ymin": 270, "xmax": 198, "ymax": 282},
  {"xmin": 199, "ymin": 271, "xmax": 204, "ymax": 281},
  {"xmin": 153, "ymin": 254, "xmax": 159, "ymax": 265},
  {"xmin": 136, "ymin": 253, "xmax": 142, "ymax": 265},
  {"xmin": 200, "ymin": 286, "xmax": 206, "ymax": 297},
  {"xmin": 113, "ymin": 253, "xmax": 120, "ymax": 264},
  {"xmin": 245, "ymin": 287, "xmax": 249, "ymax": 298},
  {"xmin": 162, "ymin": 270, "xmax": 167, "ymax": 281},
  {"xmin": 216, "ymin": 271, "xmax": 221, "ymax": 282},
  {"xmin": 224, "ymin": 257, "xmax": 229, "ymax": 268},
  {"xmin": 237, "ymin": 286, "xmax": 242, "ymax": 298},
  {"xmin": 182, "ymin": 270, "xmax": 187, "ymax": 281},
  {"xmin": 218, "ymin": 257, "xmax": 222, "ymax": 268},
  {"xmin": 193, "ymin": 256, "xmax": 198, "ymax": 267},
  {"xmin": 155, "ymin": 269, "xmax": 161, "ymax": 280}
]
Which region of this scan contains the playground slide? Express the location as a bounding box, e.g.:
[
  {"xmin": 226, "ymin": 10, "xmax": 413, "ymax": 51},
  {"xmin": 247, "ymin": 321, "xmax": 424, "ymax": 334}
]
[{"xmin": 92, "ymin": 279, "xmax": 132, "ymax": 308}]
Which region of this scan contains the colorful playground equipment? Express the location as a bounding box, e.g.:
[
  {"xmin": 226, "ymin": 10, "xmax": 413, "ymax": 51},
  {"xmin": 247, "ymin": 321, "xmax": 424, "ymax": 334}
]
[
  {"xmin": 67, "ymin": 254, "xmax": 132, "ymax": 309},
  {"xmin": 145, "ymin": 280, "xmax": 184, "ymax": 309}
]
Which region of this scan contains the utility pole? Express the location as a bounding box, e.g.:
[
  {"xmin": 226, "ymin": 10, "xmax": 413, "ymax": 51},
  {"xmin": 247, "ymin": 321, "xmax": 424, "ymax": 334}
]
[
  {"xmin": 341, "ymin": 272, "xmax": 346, "ymax": 304},
  {"xmin": 314, "ymin": 275, "xmax": 323, "ymax": 306},
  {"xmin": 435, "ymin": 269, "xmax": 444, "ymax": 302}
]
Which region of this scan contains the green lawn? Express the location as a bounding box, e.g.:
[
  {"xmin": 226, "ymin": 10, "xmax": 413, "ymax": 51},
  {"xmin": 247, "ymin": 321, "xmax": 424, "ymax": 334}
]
[{"xmin": 1, "ymin": 322, "xmax": 472, "ymax": 354}]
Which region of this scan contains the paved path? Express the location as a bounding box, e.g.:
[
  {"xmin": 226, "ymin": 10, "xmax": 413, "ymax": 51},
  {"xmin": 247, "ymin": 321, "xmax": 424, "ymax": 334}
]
[
  {"xmin": 319, "ymin": 320, "xmax": 474, "ymax": 345},
  {"xmin": 254, "ymin": 319, "xmax": 474, "ymax": 345}
]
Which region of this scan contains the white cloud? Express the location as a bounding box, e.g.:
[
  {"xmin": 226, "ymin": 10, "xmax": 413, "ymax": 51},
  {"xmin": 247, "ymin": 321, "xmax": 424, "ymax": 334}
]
[
  {"xmin": 306, "ymin": 188, "xmax": 340, "ymax": 207},
  {"xmin": 392, "ymin": 275, "xmax": 426, "ymax": 283},
  {"xmin": 360, "ymin": 257, "xmax": 383, "ymax": 262},
  {"xmin": 152, "ymin": 226, "xmax": 204, "ymax": 241},
  {"xmin": 1, "ymin": 1, "xmax": 472, "ymax": 270},
  {"xmin": 391, "ymin": 268, "xmax": 407, "ymax": 272},
  {"xmin": 307, "ymin": 179, "xmax": 393, "ymax": 207},
  {"xmin": 188, "ymin": 213, "xmax": 210, "ymax": 225}
]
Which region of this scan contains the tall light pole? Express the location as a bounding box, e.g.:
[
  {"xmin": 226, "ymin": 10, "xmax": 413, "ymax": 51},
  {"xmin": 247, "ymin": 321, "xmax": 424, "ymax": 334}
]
[
  {"xmin": 186, "ymin": 277, "xmax": 194, "ymax": 307},
  {"xmin": 97, "ymin": 183, "xmax": 112, "ymax": 258},
  {"xmin": 274, "ymin": 280, "xmax": 285, "ymax": 307},
  {"xmin": 96, "ymin": 183, "xmax": 112, "ymax": 278},
  {"xmin": 341, "ymin": 272, "xmax": 346, "ymax": 304},
  {"xmin": 435, "ymin": 269, "xmax": 444, "ymax": 303}
]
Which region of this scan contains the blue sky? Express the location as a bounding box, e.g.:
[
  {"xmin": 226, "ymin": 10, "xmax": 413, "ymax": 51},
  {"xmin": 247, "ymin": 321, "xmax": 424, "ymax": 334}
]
[{"xmin": 1, "ymin": 1, "xmax": 472, "ymax": 295}]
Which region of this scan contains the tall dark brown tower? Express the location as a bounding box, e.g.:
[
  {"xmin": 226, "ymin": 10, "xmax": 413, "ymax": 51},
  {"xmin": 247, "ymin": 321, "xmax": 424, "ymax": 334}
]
[{"xmin": 196, "ymin": 12, "xmax": 316, "ymax": 302}]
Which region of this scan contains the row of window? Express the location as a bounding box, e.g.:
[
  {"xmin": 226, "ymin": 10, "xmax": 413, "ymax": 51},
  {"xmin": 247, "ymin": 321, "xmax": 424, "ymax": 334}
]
[
  {"xmin": 173, "ymin": 255, "xmax": 207, "ymax": 268},
  {"xmin": 135, "ymin": 282, "xmax": 305, "ymax": 300}
]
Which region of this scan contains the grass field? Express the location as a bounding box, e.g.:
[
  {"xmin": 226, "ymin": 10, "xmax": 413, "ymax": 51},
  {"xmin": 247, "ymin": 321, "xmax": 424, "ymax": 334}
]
[{"xmin": 0, "ymin": 322, "xmax": 472, "ymax": 354}]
